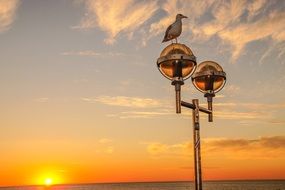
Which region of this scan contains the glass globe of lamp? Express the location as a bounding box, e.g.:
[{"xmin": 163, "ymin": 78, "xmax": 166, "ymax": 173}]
[
  {"xmin": 157, "ymin": 43, "xmax": 197, "ymax": 81},
  {"xmin": 192, "ymin": 61, "xmax": 226, "ymax": 121},
  {"xmin": 192, "ymin": 61, "xmax": 226, "ymax": 96},
  {"xmin": 157, "ymin": 43, "xmax": 197, "ymax": 113}
]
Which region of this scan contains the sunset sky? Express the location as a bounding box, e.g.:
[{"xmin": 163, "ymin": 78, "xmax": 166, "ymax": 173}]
[{"xmin": 0, "ymin": 0, "xmax": 285, "ymax": 186}]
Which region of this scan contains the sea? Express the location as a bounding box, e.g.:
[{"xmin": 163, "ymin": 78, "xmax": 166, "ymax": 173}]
[{"xmin": 1, "ymin": 180, "xmax": 285, "ymax": 190}]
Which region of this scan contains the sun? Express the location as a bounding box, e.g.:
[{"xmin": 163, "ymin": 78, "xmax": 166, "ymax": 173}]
[
  {"xmin": 44, "ymin": 178, "xmax": 53, "ymax": 186},
  {"xmin": 35, "ymin": 169, "xmax": 64, "ymax": 186}
]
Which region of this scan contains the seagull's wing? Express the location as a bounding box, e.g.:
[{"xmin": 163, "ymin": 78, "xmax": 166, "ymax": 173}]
[{"xmin": 162, "ymin": 24, "xmax": 172, "ymax": 43}]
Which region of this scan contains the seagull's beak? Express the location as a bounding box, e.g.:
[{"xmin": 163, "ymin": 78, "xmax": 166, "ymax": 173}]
[{"xmin": 182, "ymin": 15, "xmax": 188, "ymax": 18}]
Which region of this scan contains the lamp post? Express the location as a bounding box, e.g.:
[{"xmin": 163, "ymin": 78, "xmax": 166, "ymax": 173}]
[{"xmin": 156, "ymin": 43, "xmax": 226, "ymax": 190}]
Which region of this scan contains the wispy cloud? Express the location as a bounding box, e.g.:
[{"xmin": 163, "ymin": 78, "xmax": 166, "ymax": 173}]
[
  {"xmin": 205, "ymin": 136, "xmax": 285, "ymax": 151},
  {"xmin": 149, "ymin": 0, "xmax": 212, "ymax": 37},
  {"xmin": 75, "ymin": 0, "xmax": 158, "ymax": 44},
  {"xmin": 269, "ymin": 119, "xmax": 285, "ymax": 125},
  {"xmin": 95, "ymin": 146, "xmax": 114, "ymax": 154},
  {"xmin": 81, "ymin": 96, "xmax": 161, "ymax": 108},
  {"xmin": 104, "ymin": 146, "xmax": 114, "ymax": 154},
  {"xmin": 241, "ymin": 102, "xmax": 285, "ymax": 110},
  {"xmin": 109, "ymin": 110, "xmax": 173, "ymax": 119},
  {"xmin": 214, "ymin": 110, "xmax": 267, "ymax": 120},
  {"xmin": 82, "ymin": 95, "xmax": 284, "ymax": 121},
  {"xmin": 145, "ymin": 141, "xmax": 191, "ymax": 157},
  {"xmin": 148, "ymin": 0, "xmax": 285, "ymax": 61},
  {"xmin": 204, "ymin": 136, "xmax": 285, "ymax": 159},
  {"xmin": 98, "ymin": 138, "xmax": 113, "ymax": 144},
  {"xmin": 145, "ymin": 136, "xmax": 285, "ymax": 159},
  {"xmin": 96, "ymin": 138, "xmax": 114, "ymax": 154},
  {"xmin": 149, "ymin": 0, "xmax": 179, "ymax": 37},
  {"xmin": 81, "ymin": 96, "xmax": 176, "ymax": 119},
  {"xmin": 223, "ymin": 84, "xmax": 241, "ymax": 97},
  {"xmin": 205, "ymin": 100, "xmax": 285, "ymax": 121},
  {"xmin": 196, "ymin": 0, "xmax": 285, "ymax": 61},
  {"xmin": 34, "ymin": 97, "xmax": 49, "ymax": 103},
  {"xmin": 73, "ymin": 0, "xmax": 285, "ymax": 61},
  {"xmin": 61, "ymin": 50, "xmax": 130, "ymax": 58},
  {"xmin": 0, "ymin": 0, "xmax": 19, "ymax": 33},
  {"xmin": 217, "ymin": 9, "xmax": 285, "ymax": 60}
]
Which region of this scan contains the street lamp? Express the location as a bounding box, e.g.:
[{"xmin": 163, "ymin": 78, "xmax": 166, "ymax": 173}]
[
  {"xmin": 157, "ymin": 43, "xmax": 197, "ymax": 113},
  {"xmin": 192, "ymin": 61, "xmax": 226, "ymax": 122},
  {"xmin": 156, "ymin": 44, "xmax": 226, "ymax": 190}
]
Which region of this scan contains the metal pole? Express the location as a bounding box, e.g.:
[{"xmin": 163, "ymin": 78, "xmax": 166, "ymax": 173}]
[
  {"xmin": 192, "ymin": 99, "xmax": 202, "ymax": 190},
  {"xmin": 205, "ymin": 92, "xmax": 214, "ymax": 122},
  {"xmin": 175, "ymin": 83, "xmax": 181, "ymax": 113},
  {"xmin": 172, "ymin": 60, "xmax": 184, "ymax": 114},
  {"xmin": 207, "ymin": 96, "xmax": 213, "ymax": 122}
]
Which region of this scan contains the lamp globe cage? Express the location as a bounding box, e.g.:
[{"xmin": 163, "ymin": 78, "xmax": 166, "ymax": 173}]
[
  {"xmin": 192, "ymin": 61, "xmax": 226, "ymax": 96},
  {"xmin": 157, "ymin": 43, "xmax": 197, "ymax": 82}
]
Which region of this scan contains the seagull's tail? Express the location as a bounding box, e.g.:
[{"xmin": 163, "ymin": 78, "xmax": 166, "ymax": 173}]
[{"xmin": 162, "ymin": 38, "xmax": 167, "ymax": 43}]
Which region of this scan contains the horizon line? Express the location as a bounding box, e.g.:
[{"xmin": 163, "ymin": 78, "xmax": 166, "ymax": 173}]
[{"xmin": 2, "ymin": 178, "xmax": 285, "ymax": 188}]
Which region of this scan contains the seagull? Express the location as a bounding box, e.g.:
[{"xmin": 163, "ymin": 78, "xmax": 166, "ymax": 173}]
[{"xmin": 162, "ymin": 14, "xmax": 188, "ymax": 43}]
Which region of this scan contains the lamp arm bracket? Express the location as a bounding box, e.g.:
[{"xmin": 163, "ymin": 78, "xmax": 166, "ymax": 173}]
[{"xmin": 181, "ymin": 101, "xmax": 212, "ymax": 115}]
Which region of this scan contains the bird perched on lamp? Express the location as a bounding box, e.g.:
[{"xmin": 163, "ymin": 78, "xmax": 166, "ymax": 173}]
[{"xmin": 162, "ymin": 14, "xmax": 188, "ymax": 43}]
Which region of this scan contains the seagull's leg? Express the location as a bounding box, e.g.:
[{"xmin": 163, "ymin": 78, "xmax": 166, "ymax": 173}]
[
  {"xmin": 175, "ymin": 38, "xmax": 177, "ymax": 43},
  {"xmin": 171, "ymin": 39, "xmax": 173, "ymax": 44}
]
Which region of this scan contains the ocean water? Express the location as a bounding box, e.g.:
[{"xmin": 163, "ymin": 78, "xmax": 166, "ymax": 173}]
[{"xmin": 1, "ymin": 180, "xmax": 285, "ymax": 190}]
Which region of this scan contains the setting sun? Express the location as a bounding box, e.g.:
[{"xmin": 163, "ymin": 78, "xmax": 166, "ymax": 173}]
[
  {"xmin": 34, "ymin": 170, "xmax": 63, "ymax": 186},
  {"xmin": 44, "ymin": 178, "xmax": 52, "ymax": 186}
]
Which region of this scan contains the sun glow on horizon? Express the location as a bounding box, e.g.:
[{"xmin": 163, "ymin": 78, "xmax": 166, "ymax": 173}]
[
  {"xmin": 34, "ymin": 170, "xmax": 63, "ymax": 186},
  {"xmin": 44, "ymin": 178, "xmax": 52, "ymax": 186}
]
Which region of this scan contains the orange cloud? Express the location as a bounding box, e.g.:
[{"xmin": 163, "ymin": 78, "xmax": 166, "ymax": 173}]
[
  {"xmin": 149, "ymin": 0, "xmax": 285, "ymax": 61},
  {"xmin": 204, "ymin": 136, "xmax": 285, "ymax": 157},
  {"xmin": 0, "ymin": 0, "xmax": 19, "ymax": 32},
  {"xmin": 82, "ymin": 96, "xmax": 161, "ymax": 108},
  {"xmin": 145, "ymin": 136, "xmax": 285, "ymax": 159},
  {"xmin": 218, "ymin": 10, "xmax": 285, "ymax": 60},
  {"xmin": 98, "ymin": 138, "xmax": 113, "ymax": 144},
  {"xmin": 150, "ymin": 0, "xmax": 211, "ymax": 37},
  {"xmin": 194, "ymin": 0, "xmax": 285, "ymax": 60},
  {"xmin": 76, "ymin": 0, "xmax": 158, "ymax": 44},
  {"xmin": 61, "ymin": 50, "xmax": 130, "ymax": 58},
  {"xmin": 143, "ymin": 136, "xmax": 285, "ymax": 180}
]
